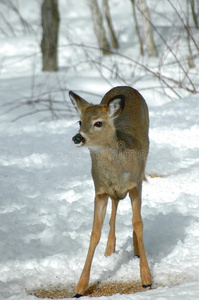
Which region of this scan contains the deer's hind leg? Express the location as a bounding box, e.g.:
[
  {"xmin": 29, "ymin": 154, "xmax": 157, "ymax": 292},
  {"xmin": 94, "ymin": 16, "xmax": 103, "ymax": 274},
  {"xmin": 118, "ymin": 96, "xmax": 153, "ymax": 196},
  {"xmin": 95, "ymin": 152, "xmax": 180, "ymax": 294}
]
[
  {"xmin": 105, "ymin": 198, "xmax": 119, "ymax": 256},
  {"xmin": 133, "ymin": 229, "xmax": 139, "ymax": 257},
  {"xmin": 129, "ymin": 185, "xmax": 152, "ymax": 288}
]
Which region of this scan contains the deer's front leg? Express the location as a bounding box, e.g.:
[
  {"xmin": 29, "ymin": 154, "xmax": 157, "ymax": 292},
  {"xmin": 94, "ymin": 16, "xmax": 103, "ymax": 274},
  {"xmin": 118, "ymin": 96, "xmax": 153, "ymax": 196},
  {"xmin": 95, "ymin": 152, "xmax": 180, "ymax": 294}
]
[
  {"xmin": 105, "ymin": 199, "xmax": 118, "ymax": 256},
  {"xmin": 129, "ymin": 186, "xmax": 152, "ymax": 288},
  {"xmin": 73, "ymin": 194, "xmax": 108, "ymax": 297}
]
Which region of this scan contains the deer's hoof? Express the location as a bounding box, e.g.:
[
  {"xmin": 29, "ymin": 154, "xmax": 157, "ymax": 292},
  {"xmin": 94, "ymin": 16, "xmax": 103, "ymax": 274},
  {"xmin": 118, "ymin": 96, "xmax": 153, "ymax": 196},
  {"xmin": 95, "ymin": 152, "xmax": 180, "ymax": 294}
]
[
  {"xmin": 142, "ymin": 284, "xmax": 152, "ymax": 289},
  {"xmin": 72, "ymin": 293, "xmax": 83, "ymax": 298}
]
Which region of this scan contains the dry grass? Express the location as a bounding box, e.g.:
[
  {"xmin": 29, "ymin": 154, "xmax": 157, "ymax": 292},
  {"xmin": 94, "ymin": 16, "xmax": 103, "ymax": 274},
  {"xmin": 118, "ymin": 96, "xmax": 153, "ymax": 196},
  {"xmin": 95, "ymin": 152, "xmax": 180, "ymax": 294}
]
[
  {"xmin": 28, "ymin": 281, "xmax": 153, "ymax": 298},
  {"xmin": 147, "ymin": 173, "xmax": 164, "ymax": 178}
]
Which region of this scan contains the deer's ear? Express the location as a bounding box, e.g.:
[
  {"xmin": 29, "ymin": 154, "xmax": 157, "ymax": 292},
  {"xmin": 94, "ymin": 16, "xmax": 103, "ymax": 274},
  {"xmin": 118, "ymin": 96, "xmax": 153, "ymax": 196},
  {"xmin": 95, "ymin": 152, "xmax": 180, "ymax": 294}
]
[
  {"xmin": 69, "ymin": 91, "xmax": 90, "ymax": 115},
  {"xmin": 107, "ymin": 96, "xmax": 125, "ymax": 118}
]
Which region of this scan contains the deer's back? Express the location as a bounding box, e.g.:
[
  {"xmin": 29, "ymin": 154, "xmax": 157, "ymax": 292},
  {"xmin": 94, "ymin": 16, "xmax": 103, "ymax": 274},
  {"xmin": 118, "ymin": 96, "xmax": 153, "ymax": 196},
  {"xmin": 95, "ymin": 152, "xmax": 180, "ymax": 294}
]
[{"xmin": 100, "ymin": 86, "xmax": 149, "ymax": 151}]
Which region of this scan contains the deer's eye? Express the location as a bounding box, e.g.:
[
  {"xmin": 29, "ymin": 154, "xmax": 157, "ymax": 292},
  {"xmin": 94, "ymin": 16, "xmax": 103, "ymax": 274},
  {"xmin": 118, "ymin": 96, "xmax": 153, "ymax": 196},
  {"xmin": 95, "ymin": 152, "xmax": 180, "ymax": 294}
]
[
  {"xmin": 94, "ymin": 121, "xmax": 102, "ymax": 127},
  {"xmin": 78, "ymin": 120, "xmax": 82, "ymax": 126}
]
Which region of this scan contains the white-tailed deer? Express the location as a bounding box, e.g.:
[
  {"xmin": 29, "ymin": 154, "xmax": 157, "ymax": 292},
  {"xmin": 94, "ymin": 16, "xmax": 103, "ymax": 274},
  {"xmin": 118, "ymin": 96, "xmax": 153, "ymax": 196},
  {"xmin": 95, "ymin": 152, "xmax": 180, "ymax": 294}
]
[{"xmin": 69, "ymin": 86, "xmax": 151, "ymax": 297}]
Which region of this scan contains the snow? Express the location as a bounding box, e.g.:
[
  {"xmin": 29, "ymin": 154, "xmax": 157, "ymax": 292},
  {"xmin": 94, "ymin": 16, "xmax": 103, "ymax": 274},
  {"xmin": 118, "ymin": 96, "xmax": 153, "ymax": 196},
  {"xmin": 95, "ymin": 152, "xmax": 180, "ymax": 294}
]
[{"xmin": 0, "ymin": 0, "xmax": 199, "ymax": 299}]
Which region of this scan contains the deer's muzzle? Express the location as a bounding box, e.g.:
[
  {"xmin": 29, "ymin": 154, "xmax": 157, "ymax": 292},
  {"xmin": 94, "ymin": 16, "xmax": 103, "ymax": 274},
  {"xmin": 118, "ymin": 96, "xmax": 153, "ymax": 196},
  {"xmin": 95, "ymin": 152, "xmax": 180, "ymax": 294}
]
[{"xmin": 72, "ymin": 133, "xmax": 85, "ymax": 145}]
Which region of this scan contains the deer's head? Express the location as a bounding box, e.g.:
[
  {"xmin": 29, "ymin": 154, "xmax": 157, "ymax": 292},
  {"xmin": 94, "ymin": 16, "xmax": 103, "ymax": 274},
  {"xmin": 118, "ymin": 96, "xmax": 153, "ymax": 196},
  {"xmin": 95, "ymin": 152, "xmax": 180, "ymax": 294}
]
[{"xmin": 69, "ymin": 91, "xmax": 124, "ymax": 147}]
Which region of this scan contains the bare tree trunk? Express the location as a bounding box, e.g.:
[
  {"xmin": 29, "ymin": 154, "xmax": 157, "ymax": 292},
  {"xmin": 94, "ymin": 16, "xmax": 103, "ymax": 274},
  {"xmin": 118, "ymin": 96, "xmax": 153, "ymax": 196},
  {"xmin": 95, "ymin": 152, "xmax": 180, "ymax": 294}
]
[
  {"xmin": 138, "ymin": 0, "xmax": 158, "ymax": 57},
  {"xmin": 41, "ymin": 0, "xmax": 59, "ymax": 71},
  {"xmin": 186, "ymin": 0, "xmax": 195, "ymax": 68},
  {"xmin": 190, "ymin": 0, "xmax": 199, "ymax": 29},
  {"xmin": 103, "ymin": 0, "xmax": 119, "ymax": 49},
  {"xmin": 88, "ymin": 0, "xmax": 111, "ymax": 55},
  {"xmin": 130, "ymin": 0, "xmax": 144, "ymax": 55}
]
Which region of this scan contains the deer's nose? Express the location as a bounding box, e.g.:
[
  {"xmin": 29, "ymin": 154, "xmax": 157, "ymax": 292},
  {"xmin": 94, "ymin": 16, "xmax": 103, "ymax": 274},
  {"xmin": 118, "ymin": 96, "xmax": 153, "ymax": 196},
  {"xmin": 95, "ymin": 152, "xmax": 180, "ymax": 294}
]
[{"xmin": 72, "ymin": 133, "xmax": 85, "ymax": 145}]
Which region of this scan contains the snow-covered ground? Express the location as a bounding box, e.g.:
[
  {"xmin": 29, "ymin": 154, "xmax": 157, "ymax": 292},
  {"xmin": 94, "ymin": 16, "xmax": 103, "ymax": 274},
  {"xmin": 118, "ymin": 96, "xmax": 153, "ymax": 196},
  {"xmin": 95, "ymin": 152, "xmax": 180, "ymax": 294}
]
[{"xmin": 0, "ymin": 1, "xmax": 199, "ymax": 299}]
